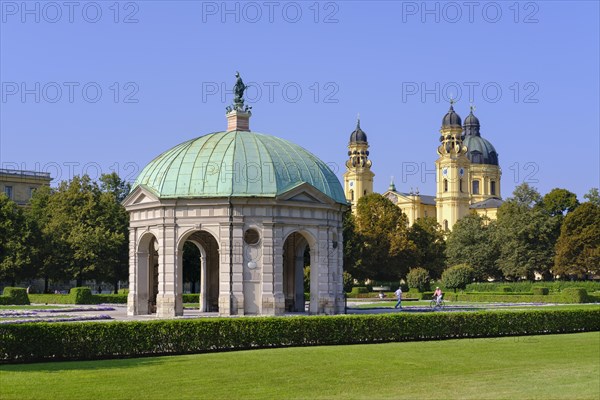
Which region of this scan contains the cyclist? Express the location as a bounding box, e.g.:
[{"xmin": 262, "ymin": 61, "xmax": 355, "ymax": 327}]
[{"xmin": 433, "ymin": 286, "xmax": 443, "ymax": 305}]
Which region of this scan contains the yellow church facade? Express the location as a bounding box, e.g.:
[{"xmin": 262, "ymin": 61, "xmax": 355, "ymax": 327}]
[{"xmin": 343, "ymin": 104, "xmax": 502, "ymax": 230}]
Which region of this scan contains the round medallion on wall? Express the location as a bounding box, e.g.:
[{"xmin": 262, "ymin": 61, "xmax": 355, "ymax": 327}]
[
  {"xmin": 442, "ymin": 167, "xmax": 448, "ymax": 177},
  {"xmin": 459, "ymin": 167, "xmax": 465, "ymax": 177},
  {"xmin": 244, "ymin": 228, "xmax": 260, "ymax": 245}
]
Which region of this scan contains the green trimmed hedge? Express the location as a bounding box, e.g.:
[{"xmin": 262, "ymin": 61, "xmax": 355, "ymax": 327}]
[
  {"xmin": 0, "ymin": 287, "xmax": 30, "ymax": 305},
  {"xmin": 466, "ymin": 281, "xmax": 600, "ymax": 293},
  {"xmin": 29, "ymin": 288, "xmax": 127, "ymax": 305},
  {"xmin": 1, "ymin": 309, "xmax": 598, "ymax": 363},
  {"xmin": 532, "ymin": 287, "xmax": 549, "ymax": 296},
  {"xmin": 443, "ymin": 288, "xmax": 595, "ymax": 303},
  {"xmin": 183, "ymin": 294, "xmax": 200, "ymax": 303}
]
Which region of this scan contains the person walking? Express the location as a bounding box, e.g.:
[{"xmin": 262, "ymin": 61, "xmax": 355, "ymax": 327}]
[{"xmin": 394, "ymin": 286, "xmax": 402, "ymax": 309}]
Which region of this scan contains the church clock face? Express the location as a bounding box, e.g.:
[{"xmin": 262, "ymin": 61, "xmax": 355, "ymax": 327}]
[
  {"xmin": 459, "ymin": 167, "xmax": 465, "ymax": 177},
  {"xmin": 442, "ymin": 168, "xmax": 448, "ymax": 177},
  {"xmin": 349, "ymin": 180, "xmax": 354, "ymax": 188}
]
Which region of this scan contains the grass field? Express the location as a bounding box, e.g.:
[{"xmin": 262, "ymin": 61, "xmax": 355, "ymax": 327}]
[{"xmin": 1, "ymin": 332, "xmax": 598, "ymax": 399}]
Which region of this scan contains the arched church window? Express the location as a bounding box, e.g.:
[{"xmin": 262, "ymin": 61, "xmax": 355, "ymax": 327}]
[
  {"xmin": 444, "ymin": 220, "xmax": 449, "ymax": 230},
  {"xmin": 472, "ymin": 180, "xmax": 480, "ymax": 195},
  {"xmin": 491, "ymin": 181, "xmax": 496, "ymax": 195},
  {"xmin": 350, "ymin": 190, "xmax": 354, "ymax": 201},
  {"xmin": 459, "ymin": 179, "xmax": 463, "ymax": 192},
  {"xmin": 444, "ymin": 179, "xmax": 448, "ymax": 192},
  {"xmin": 364, "ymin": 190, "xmax": 367, "ymax": 196}
]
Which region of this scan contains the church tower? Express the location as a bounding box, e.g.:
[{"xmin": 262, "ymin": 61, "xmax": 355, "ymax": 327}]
[
  {"xmin": 435, "ymin": 102, "xmax": 471, "ymax": 230},
  {"xmin": 462, "ymin": 107, "xmax": 502, "ymax": 204},
  {"xmin": 343, "ymin": 118, "xmax": 374, "ymax": 212}
]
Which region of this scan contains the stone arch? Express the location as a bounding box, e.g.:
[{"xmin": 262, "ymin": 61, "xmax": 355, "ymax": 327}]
[
  {"xmin": 282, "ymin": 230, "xmax": 317, "ymax": 313},
  {"xmin": 177, "ymin": 230, "xmax": 220, "ymax": 312},
  {"xmin": 134, "ymin": 231, "xmax": 159, "ymax": 315}
]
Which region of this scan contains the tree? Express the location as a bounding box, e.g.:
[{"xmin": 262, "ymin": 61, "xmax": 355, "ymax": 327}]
[
  {"xmin": 353, "ymin": 194, "xmax": 416, "ymax": 281},
  {"xmin": 45, "ymin": 175, "xmax": 129, "ymax": 288},
  {"xmin": 406, "ymin": 267, "xmax": 430, "ymax": 292},
  {"xmin": 583, "ymin": 188, "xmax": 600, "ymax": 206},
  {"xmin": 342, "ymin": 211, "xmax": 363, "ymax": 279},
  {"xmin": 408, "ymin": 217, "xmax": 446, "ymax": 279},
  {"xmin": 99, "ymin": 172, "xmax": 131, "ymax": 203},
  {"xmin": 24, "ymin": 185, "xmax": 68, "ymax": 292},
  {"xmin": 0, "ymin": 195, "xmax": 35, "ymax": 285},
  {"xmin": 445, "ymin": 213, "xmax": 500, "ymax": 280},
  {"xmin": 495, "ymin": 184, "xmax": 560, "ymax": 280},
  {"xmin": 441, "ymin": 264, "xmax": 474, "ymax": 292},
  {"xmin": 541, "ymin": 188, "xmax": 579, "ymax": 216},
  {"xmin": 554, "ymin": 202, "xmax": 600, "ymax": 278},
  {"xmin": 511, "ymin": 182, "xmax": 542, "ymax": 208}
]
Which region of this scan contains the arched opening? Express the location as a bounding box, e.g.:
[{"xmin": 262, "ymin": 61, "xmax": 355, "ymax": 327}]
[
  {"xmin": 180, "ymin": 230, "xmax": 220, "ymax": 312},
  {"xmin": 283, "ymin": 232, "xmax": 310, "ymax": 312},
  {"xmin": 444, "ymin": 179, "xmax": 448, "ymax": 192},
  {"xmin": 134, "ymin": 232, "xmax": 159, "ymax": 315}
]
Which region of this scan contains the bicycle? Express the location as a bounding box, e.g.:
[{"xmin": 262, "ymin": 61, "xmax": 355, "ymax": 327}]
[{"xmin": 429, "ymin": 298, "xmax": 445, "ymax": 310}]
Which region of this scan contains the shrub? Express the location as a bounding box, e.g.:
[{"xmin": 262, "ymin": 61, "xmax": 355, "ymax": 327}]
[
  {"xmin": 183, "ymin": 294, "xmax": 200, "ymax": 303},
  {"xmin": 441, "ymin": 264, "xmax": 474, "ymax": 292},
  {"xmin": 93, "ymin": 294, "xmax": 127, "ymax": 304},
  {"xmin": 532, "ymin": 287, "xmax": 549, "ymax": 296},
  {"xmin": 70, "ymin": 287, "xmax": 93, "ymax": 304},
  {"xmin": 406, "ymin": 268, "xmax": 430, "ymax": 292},
  {"xmin": 118, "ymin": 289, "xmax": 129, "ymax": 295},
  {"xmin": 562, "ymin": 288, "xmax": 588, "ymax": 303},
  {"xmin": 1, "ymin": 309, "xmax": 598, "ymax": 363},
  {"xmin": 0, "ymin": 287, "xmax": 30, "ymax": 305},
  {"xmin": 350, "ymin": 287, "xmax": 368, "ymax": 296}
]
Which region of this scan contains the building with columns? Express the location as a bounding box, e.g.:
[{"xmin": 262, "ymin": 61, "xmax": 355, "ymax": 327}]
[
  {"xmin": 345, "ymin": 104, "xmax": 502, "ymax": 230},
  {"xmin": 123, "ymin": 74, "xmax": 347, "ymax": 317}
]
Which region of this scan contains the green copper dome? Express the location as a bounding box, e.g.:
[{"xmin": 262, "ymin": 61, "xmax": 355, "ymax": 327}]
[{"xmin": 133, "ymin": 130, "xmax": 347, "ymax": 204}]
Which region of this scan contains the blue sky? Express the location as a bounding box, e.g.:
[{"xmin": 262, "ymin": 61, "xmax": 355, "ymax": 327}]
[{"xmin": 1, "ymin": 0, "xmax": 599, "ymax": 200}]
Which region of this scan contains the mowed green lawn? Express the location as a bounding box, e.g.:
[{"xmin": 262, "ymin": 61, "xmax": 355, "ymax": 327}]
[{"xmin": 1, "ymin": 332, "xmax": 598, "ymax": 399}]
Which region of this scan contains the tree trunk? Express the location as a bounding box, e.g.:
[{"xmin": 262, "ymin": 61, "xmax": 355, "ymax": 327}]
[
  {"xmin": 44, "ymin": 276, "xmax": 49, "ymax": 293},
  {"xmin": 113, "ymin": 280, "xmax": 119, "ymax": 294}
]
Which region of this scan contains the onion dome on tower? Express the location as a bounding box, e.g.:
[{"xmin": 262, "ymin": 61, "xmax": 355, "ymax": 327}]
[
  {"xmin": 462, "ymin": 107, "xmax": 499, "ymax": 166},
  {"xmin": 349, "ymin": 117, "xmax": 368, "ymax": 143},
  {"xmin": 441, "ymin": 101, "xmax": 462, "ymax": 128}
]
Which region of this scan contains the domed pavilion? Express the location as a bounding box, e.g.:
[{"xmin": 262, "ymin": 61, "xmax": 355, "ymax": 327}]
[{"xmin": 123, "ymin": 74, "xmax": 347, "ymax": 317}]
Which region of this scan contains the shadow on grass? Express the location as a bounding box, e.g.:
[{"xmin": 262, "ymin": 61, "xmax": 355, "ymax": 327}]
[{"xmin": 0, "ymin": 354, "xmax": 174, "ymax": 373}]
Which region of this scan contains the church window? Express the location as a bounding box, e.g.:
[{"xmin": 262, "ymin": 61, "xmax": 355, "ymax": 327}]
[
  {"xmin": 472, "ymin": 180, "xmax": 480, "ymax": 194},
  {"xmin": 443, "ymin": 179, "xmax": 448, "ymax": 192},
  {"xmin": 459, "ymin": 179, "xmax": 463, "ymax": 192},
  {"xmin": 491, "ymin": 181, "xmax": 496, "ymax": 195},
  {"xmin": 350, "ymin": 190, "xmax": 354, "ymax": 201},
  {"xmin": 364, "ymin": 190, "xmax": 367, "ymax": 196},
  {"xmin": 444, "ymin": 220, "xmax": 448, "ymax": 230}
]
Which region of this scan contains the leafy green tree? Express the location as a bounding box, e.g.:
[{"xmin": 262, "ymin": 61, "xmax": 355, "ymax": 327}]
[
  {"xmin": 342, "ymin": 211, "xmax": 364, "ymax": 279},
  {"xmin": 583, "ymin": 188, "xmax": 600, "ymax": 206},
  {"xmin": 45, "ymin": 175, "xmax": 129, "ymax": 288},
  {"xmin": 441, "ymin": 264, "xmax": 474, "ymax": 292},
  {"xmin": 408, "ymin": 217, "xmax": 446, "ymax": 279},
  {"xmin": 24, "ymin": 186, "xmax": 70, "ymax": 291},
  {"xmin": 406, "ymin": 267, "xmax": 430, "ymax": 292},
  {"xmin": 0, "ymin": 195, "xmax": 34, "ymax": 285},
  {"xmin": 511, "ymin": 182, "xmax": 542, "ymax": 208},
  {"xmin": 446, "ymin": 213, "xmax": 500, "ymax": 280},
  {"xmin": 99, "ymin": 172, "xmax": 131, "ymax": 203},
  {"xmin": 541, "ymin": 188, "xmax": 579, "ymax": 216},
  {"xmin": 495, "ymin": 184, "xmax": 560, "ymax": 280},
  {"xmin": 353, "ymin": 194, "xmax": 416, "ymax": 281},
  {"xmin": 554, "ymin": 202, "xmax": 600, "ymax": 278}
]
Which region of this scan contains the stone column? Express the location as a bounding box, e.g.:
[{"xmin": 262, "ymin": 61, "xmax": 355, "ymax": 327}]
[
  {"xmin": 156, "ymin": 221, "xmax": 179, "ymax": 318},
  {"xmin": 199, "ymin": 251, "xmax": 207, "ymax": 312}
]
